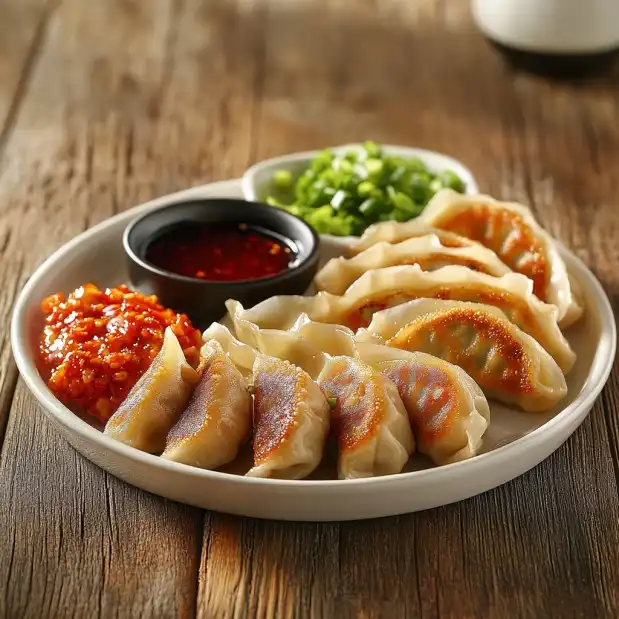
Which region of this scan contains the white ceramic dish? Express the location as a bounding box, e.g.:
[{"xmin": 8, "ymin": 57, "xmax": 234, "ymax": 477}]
[
  {"xmin": 12, "ymin": 179, "xmax": 616, "ymax": 522},
  {"xmin": 242, "ymin": 143, "xmax": 479, "ymax": 204}
]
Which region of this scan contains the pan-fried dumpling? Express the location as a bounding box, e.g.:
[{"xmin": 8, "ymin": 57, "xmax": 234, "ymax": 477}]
[
  {"xmin": 359, "ymin": 299, "xmax": 567, "ymax": 412},
  {"xmin": 226, "ymin": 267, "xmax": 576, "ymax": 374},
  {"xmin": 350, "ymin": 221, "xmax": 474, "ymax": 255},
  {"xmin": 317, "ymin": 356, "xmax": 414, "ymax": 479},
  {"xmin": 315, "ymin": 234, "xmax": 511, "ymax": 294},
  {"xmin": 345, "ymin": 265, "xmax": 576, "ymax": 373},
  {"xmin": 201, "ymin": 322, "xmax": 257, "ymax": 378},
  {"xmin": 247, "ymin": 355, "xmax": 330, "ymax": 479},
  {"xmin": 104, "ymin": 327, "xmax": 200, "ymax": 452},
  {"xmin": 161, "ymin": 340, "xmax": 252, "ymax": 469},
  {"xmin": 356, "ymin": 342, "xmax": 490, "ymax": 465},
  {"xmin": 225, "ymin": 300, "xmax": 329, "ymax": 379},
  {"xmin": 419, "ymin": 189, "xmax": 583, "ymax": 328}
]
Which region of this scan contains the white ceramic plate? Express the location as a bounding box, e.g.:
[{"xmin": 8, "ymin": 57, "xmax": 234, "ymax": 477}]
[{"xmin": 12, "ymin": 179, "xmax": 616, "ymax": 522}]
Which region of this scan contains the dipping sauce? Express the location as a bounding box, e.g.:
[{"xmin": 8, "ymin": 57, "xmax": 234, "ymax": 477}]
[
  {"xmin": 39, "ymin": 283, "xmax": 201, "ymax": 423},
  {"xmin": 144, "ymin": 222, "xmax": 298, "ymax": 281}
]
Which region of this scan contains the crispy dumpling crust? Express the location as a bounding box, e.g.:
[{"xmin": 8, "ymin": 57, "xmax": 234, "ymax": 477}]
[
  {"xmin": 161, "ymin": 340, "xmax": 252, "ymax": 469},
  {"xmin": 318, "ymin": 356, "xmax": 414, "ymax": 479},
  {"xmin": 359, "ymin": 299, "xmax": 567, "ymax": 412},
  {"xmin": 247, "ymin": 355, "xmax": 330, "ymax": 480},
  {"xmin": 104, "ymin": 328, "xmax": 199, "ymax": 453},
  {"xmin": 419, "ymin": 189, "xmax": 583, "ymax": 327},
  {"xmin": 357, "ymin": 343, "xmax": 490, "ymax": 465}
]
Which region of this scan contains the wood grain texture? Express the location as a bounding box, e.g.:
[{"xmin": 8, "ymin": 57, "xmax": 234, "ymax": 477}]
[
  {"xmin": 0, "ymin": 0, "xmax": 261, "ymax": 617},
  {"xmin": 0, "ymin": 1, "xmax": 618, "ymax": 618},
  {"xmin": 0, "ymin": 0, "xmax": 54, "ymax": 461}
]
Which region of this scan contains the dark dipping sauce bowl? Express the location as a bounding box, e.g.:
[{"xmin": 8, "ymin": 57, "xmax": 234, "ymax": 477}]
[{"xmin": 123, "ymin": 198, "xmax": 320, "ymax": 327}]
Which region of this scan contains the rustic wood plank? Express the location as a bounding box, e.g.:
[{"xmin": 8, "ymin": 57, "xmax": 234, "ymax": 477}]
[
  {"xmin": 0, "ymin": 0, "xmax": 263, "ymax": 617},
  {"xmin": 0, "ymin": 384, "xmax": 203, "ymax": 619},
  {"xmin": 0, "ymin": 0, "xmax": 56, "ymax": 456},
  {"xmin": 0, "ymin": 0, "xmax": 53, "ymax": 137}
]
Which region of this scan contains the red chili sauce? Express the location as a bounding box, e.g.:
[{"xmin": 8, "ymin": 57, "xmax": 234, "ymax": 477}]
[
  {"xmin": 39, "ymin": 284, "xmax": 201, "ymax": 423},
  {"xmin": 145, "ymin": 222, "xmax": 298, "ymax": 281}
]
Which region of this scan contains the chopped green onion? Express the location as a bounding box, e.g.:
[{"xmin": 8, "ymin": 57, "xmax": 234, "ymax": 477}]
[
  {"xmin": 273, "ymin": 169, "xmax": 293, "ymax": 189},
  {"xmin": 265, "ymin": 141, "xmax": 466, "ymax": 236}
]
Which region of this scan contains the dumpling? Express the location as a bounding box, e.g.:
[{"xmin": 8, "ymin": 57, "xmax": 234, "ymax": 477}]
[
  {"xmin": 418, "ymin": 189, "xmax": 583, "ymax": 327},
  {"xmin": 226, "ymin": 300, "xmax": 330, "ymax": 379},
  {"xmin": 247, "ymin": 355, "xmax": 330, "ymax": 479},
  {"xmin": 161, "ymin": 340, "xmax": 252, "ymax": 469},
  {"xmin": 288, "ymin": 314, "xmax": 358, "ymax": 359},
  {"xmin": 104, "ymin": 327, "xmax": 200, "ymax": 452},
  {"xmin": 202, "ymin": 321, "xmax": 258, "ymax": 378},
  {"xmin": 227, "ymin": 266, "xmax": 576, "ymax": 375},
  {"xmin": 356, "ymin": 342, "xmax": 490, "ymax": 465},
  {"xmin": 201, "ymin": 324, "xmax": 331, "ymax": 479},
  {"xmin": 317, "ymin": 356, "xmax": 414, "ymax": 479},
  {"xmin": 350, "ymin": 220, "xmax": 474, "ymax": 255},
  {"xmin": 358, "ymin": 299, "xmax": 567, "ymax": 412},
  {"xmin": 315, "ymin": 233, "xmax": 511, "ymax": 294},
  {"xmin": 344, "ymin": 265, "xmax": 576, "ymax": 373}
]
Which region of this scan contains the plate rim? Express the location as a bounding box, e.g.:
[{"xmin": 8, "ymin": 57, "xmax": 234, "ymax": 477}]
[{"xmin": 11, "ymin": 178, "xmax": 617, "ymax": 492}]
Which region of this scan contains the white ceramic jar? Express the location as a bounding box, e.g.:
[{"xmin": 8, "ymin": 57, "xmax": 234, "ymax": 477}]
[{"xmin": 472, "ymin": 0, "xmax": 619, "ymax": 76}]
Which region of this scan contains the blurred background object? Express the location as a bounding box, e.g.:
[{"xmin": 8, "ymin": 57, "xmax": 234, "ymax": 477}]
[{"xmin": 473, "ymin": 0, "xmax": 619, "ymax": 77}]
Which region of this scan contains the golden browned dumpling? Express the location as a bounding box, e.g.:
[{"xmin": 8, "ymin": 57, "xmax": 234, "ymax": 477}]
[
  {"xmin": 104, "ymin": 328, "xmax": 199, "ymax": 453},
  {"xmin": 357, "ymin": 343, "xmax": 489, "ymax": 465},
  {"xmin": 161, "ymin": 340, "xmax": 252, "ymax": 469},
  {"xmin": 419, "ymin": 189, "xmax": 583, "ymax": 327},
  {"xmin": 359, "ymin": 299, "xmax": 567, "ymax": 412},
  {"xmin": 317, "ymin": 356, "xmax": 414, "ymax": 479},
  {"xmin": 247, "ymin": 355, "xmax": 330, "ymax": 480}
]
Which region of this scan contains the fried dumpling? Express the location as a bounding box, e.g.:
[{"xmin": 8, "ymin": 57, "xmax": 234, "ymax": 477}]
[
  {"xmin": 315, "ymin": 234, "xmax": 511, "ymax": 295},
  {"xmin": 225, "ymin": 300, "xmax": 329, "ymax": 379},
  {"xmin": 358, "ymin": 299, "xmax": 567, "ymax": 412},
  {"xmin": 201, "ymin": 322, "xmax": 257, "ymax": 378},
  {"xmin": 226, "ymin": 267, "xmax": 575, "ymax": 375},
  {"xmin": 104, "ymin": 327, "xmax": 200, "ymax": 452},
  {"xmin": 247, "ymin": 355, "xmax": 330, "ymax": 479},
  {"xmin": 350, "ymin": 220, "xmax": 474, "ymax": 255},
  {"xmin": 356, "ymin": 343, "xmax": 489, "ymax": 465},
  {"xmin": 345, "ymin": 265, "xmax": 576, "ymax": 373},
  {"xmin": 161, "ymin": 340, "xmax": 252, "ymax": 469},
  {"xmin": 317, "ymin": 356, "xmax": 414, "ymax": 479},
  {"xmin": 419, "ymin": 189, "xmax": 583, "ymax": 328}
]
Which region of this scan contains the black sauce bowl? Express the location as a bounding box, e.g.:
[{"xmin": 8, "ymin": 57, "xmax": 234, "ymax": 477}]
[{"xmin": 123, "ymin": 198, "xmax": 320, "ymax": 327}]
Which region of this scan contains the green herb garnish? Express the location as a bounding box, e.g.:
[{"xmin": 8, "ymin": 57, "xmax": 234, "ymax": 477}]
[{"xmin": 264, "ymin": 141, "xmax": 465, "ymax": 236}]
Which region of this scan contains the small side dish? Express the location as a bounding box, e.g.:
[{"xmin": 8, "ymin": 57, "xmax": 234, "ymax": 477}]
[
  {"xmin": 259, "ymin": 141, "xmax": 469, "ymax": 236},
  {"xmin": 123, "ymin": 198, "xmax": 319, "ymax": 325}
]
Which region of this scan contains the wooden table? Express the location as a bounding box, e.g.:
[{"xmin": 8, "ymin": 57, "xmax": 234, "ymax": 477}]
[{"xmin": 1, "ymin": 1, "xmax": 618, "ymax": 617}]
